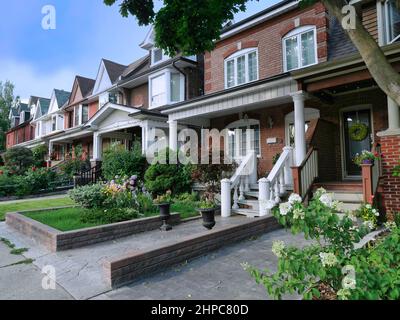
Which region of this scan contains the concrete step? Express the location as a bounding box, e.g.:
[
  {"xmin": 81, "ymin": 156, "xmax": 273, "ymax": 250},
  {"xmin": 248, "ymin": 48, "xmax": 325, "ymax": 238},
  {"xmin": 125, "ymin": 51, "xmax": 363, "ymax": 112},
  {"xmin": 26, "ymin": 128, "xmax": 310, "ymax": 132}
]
[
  {"xmin": 244, "ymin": 191, "xmax": 259, "ymax": 199},
  {"xmin": 232, "ymin": 208, "xmax": 260, "ymax": 218},
  {"xmin": 331, "ymin": 192, "xmax": 363, "ymax": 203},
  {"xmin": 249, "ymin": 184, "xmax": 259, "ymax": 190},
  {"xmin": 337, "ymin": 202, "xmax": 362, "ymax": 212},
  {"xmin": 238, "ymin": 199, "xmax": 259, "ymax": 210}
]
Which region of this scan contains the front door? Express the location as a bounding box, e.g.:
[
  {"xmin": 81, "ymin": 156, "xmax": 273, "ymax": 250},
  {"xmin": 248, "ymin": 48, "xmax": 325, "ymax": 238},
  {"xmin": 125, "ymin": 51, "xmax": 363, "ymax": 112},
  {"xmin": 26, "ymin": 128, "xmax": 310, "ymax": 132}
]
[{"xmin": 342, "ymin": 109, "xmax": 372, "ymax": 177}]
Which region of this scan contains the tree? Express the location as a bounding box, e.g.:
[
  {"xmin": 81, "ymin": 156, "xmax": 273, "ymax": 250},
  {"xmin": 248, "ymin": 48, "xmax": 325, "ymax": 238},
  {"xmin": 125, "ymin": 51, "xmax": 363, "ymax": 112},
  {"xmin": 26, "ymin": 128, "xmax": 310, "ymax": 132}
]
[
  {"xmin": 0, "ymin": 81, "xmax": 15, "ymax": 151},
  {"xmin": 3, "ymin": 146, "xmax": 34, "ymax": 174},
  {"xmin": 105, "ymin": 0, "xmax": 400, "ymax": 106}
]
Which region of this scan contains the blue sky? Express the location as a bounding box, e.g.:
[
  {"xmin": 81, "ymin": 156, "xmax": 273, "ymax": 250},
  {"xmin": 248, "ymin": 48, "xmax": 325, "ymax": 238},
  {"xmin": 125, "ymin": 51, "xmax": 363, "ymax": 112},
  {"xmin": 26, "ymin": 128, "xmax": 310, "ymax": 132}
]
[{"xmin": 0, "ymin": 0, "xmax": 280, "ymax": 100}]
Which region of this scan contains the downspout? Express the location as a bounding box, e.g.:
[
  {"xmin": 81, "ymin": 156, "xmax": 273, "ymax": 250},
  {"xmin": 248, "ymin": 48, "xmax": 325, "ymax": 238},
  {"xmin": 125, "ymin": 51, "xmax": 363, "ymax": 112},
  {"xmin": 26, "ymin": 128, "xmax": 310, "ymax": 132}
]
[{"xmin": 172, "ymin": 60, "xmax": 188, "ymax": 100}]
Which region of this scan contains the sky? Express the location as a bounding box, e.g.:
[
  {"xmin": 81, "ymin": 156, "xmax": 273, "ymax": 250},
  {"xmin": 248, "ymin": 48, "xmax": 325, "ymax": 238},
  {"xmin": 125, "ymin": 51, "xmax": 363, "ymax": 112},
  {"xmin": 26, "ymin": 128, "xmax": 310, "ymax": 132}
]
[{"xmin": 0, "ymin": 0, "xmax": 280, "ymax": 101}]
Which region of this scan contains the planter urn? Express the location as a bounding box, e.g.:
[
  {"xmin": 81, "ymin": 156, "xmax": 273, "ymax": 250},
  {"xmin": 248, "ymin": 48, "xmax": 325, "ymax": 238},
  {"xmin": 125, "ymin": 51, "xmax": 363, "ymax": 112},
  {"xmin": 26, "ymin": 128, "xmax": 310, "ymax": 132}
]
[
  {"xmin": 157, "ymin": 203, "xmax": 172, "ymax": 231},
  {"xmin": 198, "ymin": 208, "xmax": 216, "ymax": 230}
]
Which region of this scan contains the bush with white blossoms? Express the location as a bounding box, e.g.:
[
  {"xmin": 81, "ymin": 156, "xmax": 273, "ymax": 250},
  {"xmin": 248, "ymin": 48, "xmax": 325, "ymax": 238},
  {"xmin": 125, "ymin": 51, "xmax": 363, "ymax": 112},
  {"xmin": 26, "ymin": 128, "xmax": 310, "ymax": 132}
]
[
  {"xmin": 245, "ymin": 189, "xmax": 400, "ymax": 300},
  {"xmin": 355, "ymin": 203, "xmax": 380, "ymax": 229}
]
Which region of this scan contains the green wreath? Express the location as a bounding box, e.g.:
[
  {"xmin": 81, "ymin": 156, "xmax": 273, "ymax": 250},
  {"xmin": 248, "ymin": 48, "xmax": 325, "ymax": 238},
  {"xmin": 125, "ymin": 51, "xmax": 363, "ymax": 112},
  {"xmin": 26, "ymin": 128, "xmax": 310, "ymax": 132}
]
[{"xmin": 349, "ymin": 123, "xmax": 368, "ymax": 141}]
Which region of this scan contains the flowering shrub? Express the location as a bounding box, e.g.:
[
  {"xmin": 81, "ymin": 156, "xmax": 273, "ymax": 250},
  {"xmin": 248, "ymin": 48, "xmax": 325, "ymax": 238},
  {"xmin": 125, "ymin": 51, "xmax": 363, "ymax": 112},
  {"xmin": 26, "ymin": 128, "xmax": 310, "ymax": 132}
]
[
  {"xmin": 355, "ymin": 203, "xmax": 380, "ymax": 229},
  {"xmin": 353, "ymin": 150, "xmax": 379, "ymax": 166},
  {"xmin": 243, "ymin": 188, "xmax": 400, "ymax": 300},
  {"xmin": 154, "ymin": 190, "xmax": 173, "ymax": 205}
]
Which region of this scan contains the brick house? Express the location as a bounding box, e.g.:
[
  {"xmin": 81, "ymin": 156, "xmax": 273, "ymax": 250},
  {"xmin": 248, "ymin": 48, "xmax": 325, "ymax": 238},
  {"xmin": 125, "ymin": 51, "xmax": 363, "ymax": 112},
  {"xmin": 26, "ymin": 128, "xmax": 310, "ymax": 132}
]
[{"xmin": 162, "ymin": 0, "xmax": 400, "ymax": 216}]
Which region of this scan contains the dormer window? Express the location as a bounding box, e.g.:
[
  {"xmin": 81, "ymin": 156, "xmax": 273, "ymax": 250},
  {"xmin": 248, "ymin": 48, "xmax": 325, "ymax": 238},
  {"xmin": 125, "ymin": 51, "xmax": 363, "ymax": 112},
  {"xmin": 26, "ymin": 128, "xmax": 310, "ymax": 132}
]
[
  {"xmin": 283, "ymin": 26, "xmax": 317, "ymax": 71},
  {"xmin": 149, "ymin": 69, "xmax": 185, "ymax": 108},
  {"xmin": 224, "ymin": 48, "xmax": 259, "ymax": 89},
  {"xmin": 151, "ymin": 48, "xmax": 168, "ymax": 65}
]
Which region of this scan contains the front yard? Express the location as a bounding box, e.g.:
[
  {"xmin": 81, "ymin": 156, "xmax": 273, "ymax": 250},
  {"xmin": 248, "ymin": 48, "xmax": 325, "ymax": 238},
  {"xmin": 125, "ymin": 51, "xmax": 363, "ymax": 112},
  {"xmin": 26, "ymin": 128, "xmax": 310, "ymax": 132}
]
[{"xmin": 0, "ymin": 196, "xmax": 75, "ymax": 221}]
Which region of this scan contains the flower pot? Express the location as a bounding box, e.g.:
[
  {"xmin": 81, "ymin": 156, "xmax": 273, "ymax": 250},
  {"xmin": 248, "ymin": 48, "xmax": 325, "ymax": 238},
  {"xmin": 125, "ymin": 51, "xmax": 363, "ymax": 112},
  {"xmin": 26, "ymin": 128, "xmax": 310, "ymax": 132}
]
[
  {"xmin": 198, "ymin": 208, "xmax": 216, "ymax": 230},
  {"xmin": 362, "ymin": 159, "xmax": 374, "ymax": 165},
  {"xmin": 157, "ymin": 203, "xmax": 172, "ymax": 231}
]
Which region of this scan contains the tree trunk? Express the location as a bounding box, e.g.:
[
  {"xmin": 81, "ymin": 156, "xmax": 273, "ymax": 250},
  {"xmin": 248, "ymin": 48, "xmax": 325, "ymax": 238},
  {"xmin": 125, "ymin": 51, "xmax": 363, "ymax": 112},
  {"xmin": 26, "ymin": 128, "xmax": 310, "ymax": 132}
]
[{"xmin": 322, "ymin": 0, "xmax": 400, "ymax": 106}]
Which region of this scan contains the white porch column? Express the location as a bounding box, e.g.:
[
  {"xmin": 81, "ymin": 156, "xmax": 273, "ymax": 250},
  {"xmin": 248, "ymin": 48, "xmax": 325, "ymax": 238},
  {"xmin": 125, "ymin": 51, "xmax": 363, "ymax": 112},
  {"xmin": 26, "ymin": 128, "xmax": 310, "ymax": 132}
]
[
  {"xmin": 292, "ymin": 92, "xmax": 307, "ymax": 166},
  {"xmin": 92, "ymin": 132, "xmax": 103, "ymax": 161},
  {"xmin": 168, "ymin": 119, "xmax": 178, "ymax": 152},
  {"xmin": 221, "ymin": 179, "xmax": 231, "ymax": 218},
  {"xmin": 388, "ymin": 97, "xmax": 400, "ymax": 131}
]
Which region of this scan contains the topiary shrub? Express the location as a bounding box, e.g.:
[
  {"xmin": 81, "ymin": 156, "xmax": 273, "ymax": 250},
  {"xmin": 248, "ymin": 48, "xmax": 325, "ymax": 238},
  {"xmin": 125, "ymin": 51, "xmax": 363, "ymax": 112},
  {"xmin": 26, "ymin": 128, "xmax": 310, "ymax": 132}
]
[
  {"xmin": 102, "ymin": 142, "xmax": 147, "ymax": 181},
  {"xmin": 3, "ymin": 147, "xmax": 34, "ymax": 174},
  {"xmin": 144, "ymin": 149, "xmax": 193, "ymax": 196}
]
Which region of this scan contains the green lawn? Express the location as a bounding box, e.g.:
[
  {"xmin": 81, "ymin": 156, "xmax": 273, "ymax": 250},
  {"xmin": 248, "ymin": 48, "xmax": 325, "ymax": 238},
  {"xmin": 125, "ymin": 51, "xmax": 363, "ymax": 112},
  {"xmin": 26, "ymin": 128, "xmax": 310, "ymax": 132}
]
[
  {"xmin": 24, "ymin": 200, "xmax": 200, "ymax": 232},
  {"xmin": 0, "ymin": 196, "xmax": 75, "ymax": 221},
  {"xmin": 24, "ymin": 207, "xmax": 100, "ymax": 232}
]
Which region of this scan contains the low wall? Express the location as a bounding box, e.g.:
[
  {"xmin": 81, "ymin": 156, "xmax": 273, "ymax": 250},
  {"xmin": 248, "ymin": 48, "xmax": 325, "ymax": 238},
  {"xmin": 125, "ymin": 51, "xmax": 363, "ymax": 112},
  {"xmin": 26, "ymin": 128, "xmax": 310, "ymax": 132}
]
[
  {"xmin": 104, "ymin": 215, "xmax": 280, "ymax": 287},
  {"xmin": 6, "ymin": 210, "xmax": 181, "ymax": 252}
]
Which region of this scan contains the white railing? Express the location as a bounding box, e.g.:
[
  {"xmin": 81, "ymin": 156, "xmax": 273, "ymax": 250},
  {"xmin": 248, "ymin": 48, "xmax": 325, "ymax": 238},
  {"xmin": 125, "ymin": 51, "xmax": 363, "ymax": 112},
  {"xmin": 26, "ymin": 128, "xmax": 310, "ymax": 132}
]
[
  {"xmin": 292, "ymin": 147, "xmax": 319, "ymax": 200},
  {"xmin": 258, "ymin": 146, "xmax": 294, "ymax": 216},
  {"xmin": 221, "ymin": 150, "xmax": 257, "ymax": 217}
]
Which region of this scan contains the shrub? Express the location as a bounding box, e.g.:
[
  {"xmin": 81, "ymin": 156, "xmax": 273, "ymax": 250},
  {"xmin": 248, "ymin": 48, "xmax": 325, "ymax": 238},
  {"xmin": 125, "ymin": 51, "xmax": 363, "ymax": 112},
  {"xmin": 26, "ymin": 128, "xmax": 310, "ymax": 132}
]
[
  {"xmin": 144, "ymin": 149, "xmax": 193, "ymax": 196},
  {"xmin": 80, "ymin": 207, "xmax": 140, "ymax": 224},
  {"xmin": 32, "ymin": 145, "xmax": 48, "ymax": 167},
  {"xmin": 355, "ymin": 203, "xmax": 380, "ymax": 229},
  {"xmin": 3, "ymin": 147, "xmax": 34, "ymax": 174},
  {"xmin": 245, "ymin": 188, "xmax": 400, "ymax": 300},
  {"xmin": 60, "ymin": 158, "xmax": 91, "ymax": 177},
  {"xmin": 14, "ymin": 168, "xmax": 57, "ymax": 196},
  {"xmin": 136, "ymin": 192, "xmax": 157, "ymax": 214},
  {"xmin": 102, "ymin": 142, "xmax": 147, "ymax": 181},
  {"xmin": 68, "ymin": 184, "xmax": 107, "ymax": 209},
  {"xmin": 0, "ymin": 174, "xmax": 17, "ymax": 196}
]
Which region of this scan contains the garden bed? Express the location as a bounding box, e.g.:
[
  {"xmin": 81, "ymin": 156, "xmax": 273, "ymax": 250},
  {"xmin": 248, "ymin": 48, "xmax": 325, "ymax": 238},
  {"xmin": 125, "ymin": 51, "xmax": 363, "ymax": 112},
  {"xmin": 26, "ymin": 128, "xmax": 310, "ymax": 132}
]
[{"xmin": 6, "ymin": 208, "xmax": 182, "ymax": 252}]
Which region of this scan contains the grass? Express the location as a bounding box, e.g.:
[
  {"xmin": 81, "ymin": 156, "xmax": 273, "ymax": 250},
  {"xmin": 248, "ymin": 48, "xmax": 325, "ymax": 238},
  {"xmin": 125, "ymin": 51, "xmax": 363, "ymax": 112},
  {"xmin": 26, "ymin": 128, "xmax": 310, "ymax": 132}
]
[
  {"xmin": 24, "ymin": 208, "xmax": 100, "ymax": 232},
  {"xmin": 0, "ymin": 196, "xmax": 75, "ymax": 221},
  {"xmin": 24, "ymin": 200, "xmax": 200, "ymax": 232}
]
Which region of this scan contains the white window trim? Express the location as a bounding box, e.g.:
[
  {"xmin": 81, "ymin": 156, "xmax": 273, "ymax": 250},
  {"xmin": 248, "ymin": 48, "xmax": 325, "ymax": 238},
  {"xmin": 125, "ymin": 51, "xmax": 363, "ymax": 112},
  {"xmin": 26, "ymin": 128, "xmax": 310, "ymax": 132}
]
[
  {"xmin": 151, "ymin": 48, "xmax": 169, "ymax": 66},
  {"xmin": 148, "ymin": 68, "xmax": 185, "ymax": 109},
  {"xmin": 224, "ymin": 48, "xmax": 259, "ymax": 89},
  {"xmin": 380, "ymin": 0, "xmax": 400, "ymax": 45},
  {"xmin": 226, "ymin": 118, "xmax": 261, "ymax": 158},
  {"xmin": 282, "ymin": 25, "xmax": 318, "ymax": 72}
]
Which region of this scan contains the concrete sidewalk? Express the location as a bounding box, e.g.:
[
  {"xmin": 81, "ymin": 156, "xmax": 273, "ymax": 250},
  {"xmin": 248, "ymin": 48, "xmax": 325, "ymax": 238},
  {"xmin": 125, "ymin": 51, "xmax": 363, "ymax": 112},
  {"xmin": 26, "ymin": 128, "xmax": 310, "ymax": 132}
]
[
  {"xmin": 0, "ymin": 241, "xmax": 72, "ymax": 300},
  {"xmin": 0, "ymin": 194, "xmax": 69, "ymax": 205}
]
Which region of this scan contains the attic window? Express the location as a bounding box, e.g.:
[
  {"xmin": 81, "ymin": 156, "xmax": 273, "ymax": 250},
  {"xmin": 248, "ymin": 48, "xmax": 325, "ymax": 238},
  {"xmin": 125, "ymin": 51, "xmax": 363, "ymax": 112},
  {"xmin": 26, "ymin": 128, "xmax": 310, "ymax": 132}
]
[{"xmin": 152, "ymin": 48, "xmax": 168, "ymax": 65}]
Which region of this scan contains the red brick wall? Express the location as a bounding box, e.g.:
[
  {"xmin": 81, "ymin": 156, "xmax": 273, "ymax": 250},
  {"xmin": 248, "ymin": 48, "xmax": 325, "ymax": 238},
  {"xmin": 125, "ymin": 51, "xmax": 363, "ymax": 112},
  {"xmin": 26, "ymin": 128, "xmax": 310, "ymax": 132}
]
[
  {"xmin": 204, "ymin": 3, "xmax": 328, "ymax": 94},
  {"xmin": 5, "ymin": 122, "xmax": 35, "ymax": 149},
  {"xmin": 89, "ymin": 101, "xmax": 98, "ymax": 119},
  {"xmin": 380, "ymin": 135, "xmax": 400, "ymax": 215}
]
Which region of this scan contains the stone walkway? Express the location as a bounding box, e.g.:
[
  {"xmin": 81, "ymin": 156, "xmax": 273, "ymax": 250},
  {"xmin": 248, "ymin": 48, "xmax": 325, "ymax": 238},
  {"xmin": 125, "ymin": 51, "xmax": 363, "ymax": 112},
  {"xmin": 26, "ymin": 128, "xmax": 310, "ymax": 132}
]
[
  {"xmin": 0, "ymin": 218, "xmax": 310, "ymax": 300},
  {"xmin": 0, "ymin": 194, "xmax": 68, "ymax": 205}
]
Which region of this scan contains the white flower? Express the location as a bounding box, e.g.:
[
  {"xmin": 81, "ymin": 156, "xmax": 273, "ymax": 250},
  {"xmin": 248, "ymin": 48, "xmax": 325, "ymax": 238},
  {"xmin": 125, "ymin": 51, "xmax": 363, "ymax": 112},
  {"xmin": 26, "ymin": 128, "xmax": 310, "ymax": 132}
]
[
  {"xmin": 288, "ymin": 193, "xmax": 302, "ymax": 204},
  {"xmin": 319, "ymin": 193, "xmax": 334, "ymax": 208},
  {"xmin": 342, "ymin": 276, "xmax": 356, "ymax": 290},
  {"xmin": 363, "ymin": 220, "xmax": 375, "ymax": 230},
  {"xmin": 279, "ymin": 202, "xmax": 292, "ymax": 216},
  {"xmin": 366, "ymin": 204, "xmax": 372, "ymax": 210},
  {"xmin": 372, "ymin": 209, "xmax": 379, "ymax": 217},
  {"xmin": 319, "ymin": 252, "xmax": 338, "ymax": 267},
  {"xmin": 337, "ymin": 289, "xmax": 351, "ymax": 300},
  {"xmin": 314, "ymin": 187, "xmax": 327, "ymax": 198},
  {"xmin": 272, "ymin": 241, "xmax": 286, "ymax": 258},
  {"xmin": 293, "ymin": 208, "xmax": 305, "ymax": 220},
  {"xmin": 384, "ymin": 221, "xmax": 397, "ymax": 230}
]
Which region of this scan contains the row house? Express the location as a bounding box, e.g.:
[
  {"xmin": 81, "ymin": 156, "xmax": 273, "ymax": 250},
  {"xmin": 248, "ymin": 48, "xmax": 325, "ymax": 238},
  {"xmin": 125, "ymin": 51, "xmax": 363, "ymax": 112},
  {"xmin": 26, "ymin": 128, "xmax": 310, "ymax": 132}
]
[{"xmin": 161, "ymin": 0, "xmax": 400, "ymax": 215}]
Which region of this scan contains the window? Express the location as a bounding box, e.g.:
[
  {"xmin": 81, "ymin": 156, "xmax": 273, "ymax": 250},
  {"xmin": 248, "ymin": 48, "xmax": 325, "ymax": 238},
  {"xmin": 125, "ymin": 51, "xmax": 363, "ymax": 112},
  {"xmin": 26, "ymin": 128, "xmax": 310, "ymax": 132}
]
[
  {"xmin": 52, "ymin": 117, "xmax": 57, "ymax": 131},
  {"xmin": 82, "ymin": 105, "xmax": 89, "ymax": 123},
  {"xmin": 227, "ymin": 118, "xmax": 261, "ymax": 158},
  {"xmin": 151, "ymin": 48, "xmax": 168, "ymax": 65},
  {"xmin": 74, "ymin": 106, "xmax": 80, "ymax": 126},
  {"xmin": 384, "ymin": 0, "xmax": 400, "ymax": 44},
  {"xmin": 150, "ymin": 74, "xmax": 167, "ymax": 107},
  {"xmin": 109, "ymin": 93, "xmax": 118, "ymax": 104},
  {"xmin": 224, "ymin": 48, "xmax": 259, "ymax": 89},
  {"xmin": 149, "ymin": 70, "xmax": 184, "ymax": 108},
  {"xmin": 283, "ymin": 26, "xmax": 317, "ymax": 71}
]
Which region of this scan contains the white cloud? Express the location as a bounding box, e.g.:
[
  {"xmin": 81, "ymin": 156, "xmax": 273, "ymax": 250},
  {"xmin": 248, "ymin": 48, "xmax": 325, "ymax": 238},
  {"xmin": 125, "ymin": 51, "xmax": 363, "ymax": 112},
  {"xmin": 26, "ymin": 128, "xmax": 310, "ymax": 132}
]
[{"xmin": 0, "ymin": 59, "xmax": 77, "ymax": 100}]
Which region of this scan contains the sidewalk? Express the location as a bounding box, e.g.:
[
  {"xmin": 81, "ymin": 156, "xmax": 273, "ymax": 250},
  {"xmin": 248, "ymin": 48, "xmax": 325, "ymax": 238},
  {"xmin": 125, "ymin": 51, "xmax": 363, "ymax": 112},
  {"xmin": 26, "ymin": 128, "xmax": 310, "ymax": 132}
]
[{"xmin": 0, "ymin": 194, "xmax": 69, "ymax": 205}]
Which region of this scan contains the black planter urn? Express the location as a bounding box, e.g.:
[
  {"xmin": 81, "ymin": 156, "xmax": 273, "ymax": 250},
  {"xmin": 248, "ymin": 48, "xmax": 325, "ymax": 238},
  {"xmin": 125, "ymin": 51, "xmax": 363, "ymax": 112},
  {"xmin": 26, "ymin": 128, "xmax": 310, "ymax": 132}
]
[
  {"xmin": 157, "ymin": 203, "xmax": 172, "ymax": 231},
  {"xmin": 199, "ymin": 208, "xmax": 216, "ymax": 230}
]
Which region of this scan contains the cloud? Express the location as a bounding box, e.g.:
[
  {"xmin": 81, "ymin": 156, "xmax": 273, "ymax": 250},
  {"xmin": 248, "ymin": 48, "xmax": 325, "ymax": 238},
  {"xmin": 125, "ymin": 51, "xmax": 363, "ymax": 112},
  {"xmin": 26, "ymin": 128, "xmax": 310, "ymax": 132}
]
[{"xmin": 0, "ymin": 59, "xmax": 77, "ymax": 99}]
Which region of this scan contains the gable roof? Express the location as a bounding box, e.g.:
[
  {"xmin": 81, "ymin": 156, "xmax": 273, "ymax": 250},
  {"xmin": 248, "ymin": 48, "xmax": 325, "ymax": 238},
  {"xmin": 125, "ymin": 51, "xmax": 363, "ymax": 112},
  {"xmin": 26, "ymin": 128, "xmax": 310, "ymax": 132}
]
[
  {"xmin": 76, "ymin": 76, "xmax": 96, "ymax": 98},
  {"xmin": 38, "ymin": 98, "xmax": 51, "ymax": 115},
  {"xmin": 54, "ymin": 89, "xmax": 71, "ymax": 108},
  {"xmin": 121, "ymin": 55, "xmax": 151, "ymax": 78},
  {"xmin": 102, "ymin": 59, "xmax": 127, "ymax": 83}
]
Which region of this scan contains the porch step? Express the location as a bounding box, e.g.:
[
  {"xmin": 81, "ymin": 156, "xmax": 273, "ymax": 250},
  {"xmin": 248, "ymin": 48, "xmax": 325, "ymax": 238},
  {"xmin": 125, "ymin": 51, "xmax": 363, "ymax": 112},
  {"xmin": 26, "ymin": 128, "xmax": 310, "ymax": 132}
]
[
  {"xmin": 232, "ymin": 208, "xmax": 260, "ymax": 218},
  {"xmin": 337, "ymin": 202, "xmax": 362, "ymax": 212},
  {"xmin": 331, "ymin": 191, "xmax": 363, "ymax": 203},
  {"xmin": 244, "ymin": 191, "xmax": 259, "ymax": 198},
  {"xmin": 238, "ymin": 199, "xmax": 259, "ymax": 210},
  {"xmin": 313, "ymin": 181, "xmax": 363, "ymax": 192}
]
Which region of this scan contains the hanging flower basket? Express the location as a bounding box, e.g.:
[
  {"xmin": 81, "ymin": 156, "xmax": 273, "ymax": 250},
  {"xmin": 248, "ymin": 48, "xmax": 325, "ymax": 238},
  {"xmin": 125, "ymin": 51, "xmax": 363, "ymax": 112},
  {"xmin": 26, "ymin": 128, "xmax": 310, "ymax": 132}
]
[{"xmin": 349, "ymin": 123, "xmax": 368, "ymax": 141}]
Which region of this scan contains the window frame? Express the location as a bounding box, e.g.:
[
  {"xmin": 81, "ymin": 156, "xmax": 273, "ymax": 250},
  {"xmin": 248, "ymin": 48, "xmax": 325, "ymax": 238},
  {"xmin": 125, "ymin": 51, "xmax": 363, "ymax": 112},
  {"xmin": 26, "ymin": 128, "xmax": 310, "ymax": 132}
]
[
  {"xmin": 224, "ymin": 48, "xmax": 259, "ymax": 89},
  {"xmin": 282, "ymin": 25, "xmax": 318, "ymax": 72},
  {"xmin": 383, "ymin": 0, "xmax": 400, "ymax": 44},
  {"xmin": 226, "ymin": 118, "xmax": 261, "ymax": 159},
  {"xmin": 151, "ymin": 48, "xmax": 169, "ymax": 66}
]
